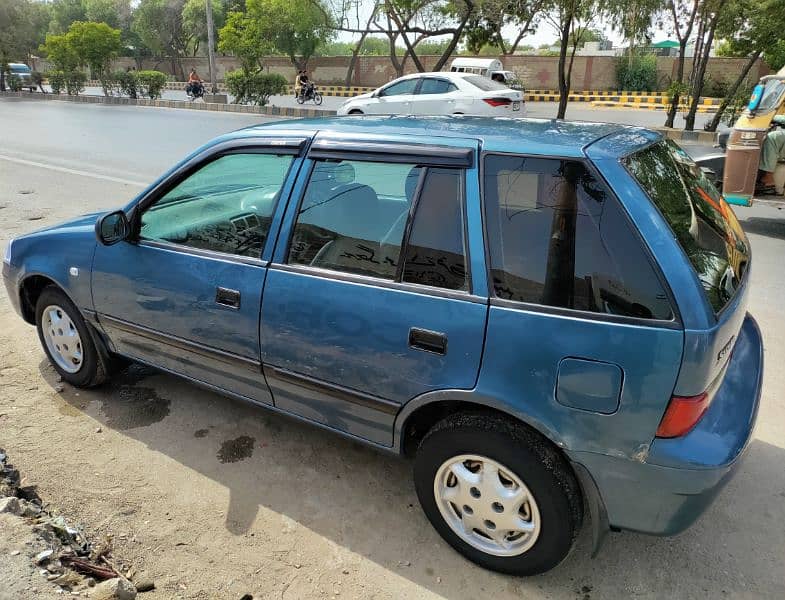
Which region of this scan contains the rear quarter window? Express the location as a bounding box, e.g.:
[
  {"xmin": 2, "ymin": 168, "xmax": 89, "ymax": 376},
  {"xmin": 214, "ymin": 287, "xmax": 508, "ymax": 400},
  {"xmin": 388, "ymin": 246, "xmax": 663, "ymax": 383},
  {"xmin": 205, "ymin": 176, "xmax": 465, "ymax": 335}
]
[
  {"xmin": 625, "ymin": 139, "xmax": 749, "ymax": 314},
  {"xmin": 483, "ymin": 154, "xmax": 674, "ymax": 320}
]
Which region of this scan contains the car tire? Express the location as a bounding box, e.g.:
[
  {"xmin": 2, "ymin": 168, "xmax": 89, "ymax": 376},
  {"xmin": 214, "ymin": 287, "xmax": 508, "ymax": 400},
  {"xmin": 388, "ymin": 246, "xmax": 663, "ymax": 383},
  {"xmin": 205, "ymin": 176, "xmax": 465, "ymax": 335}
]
[
  {"xmin": 348, "ymin": 109, "xmax": 363, "ymax": 115},
  {"xmin": 35, "ymin": 286, "xmax": 109, "ymax": 388},
  {"xmin": 413, "ymin": 412, "xmax": 582, "ymax": 575}
]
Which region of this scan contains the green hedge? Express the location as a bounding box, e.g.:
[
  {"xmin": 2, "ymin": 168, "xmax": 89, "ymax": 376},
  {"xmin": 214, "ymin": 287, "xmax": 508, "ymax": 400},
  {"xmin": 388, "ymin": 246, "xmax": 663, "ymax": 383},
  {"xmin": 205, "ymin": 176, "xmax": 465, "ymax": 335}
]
[
  {"xmin": 136, "ymin": 70, "xmax": 167, "ymax": 99},
  {"xmin": 616, "ymin": 54, "xmax": 657, "ymax": 92},
  {"xmin": 225, "ymin": 70, "xmax": 287, "ymax": 106},
  {"xmin": 46, "ymin": 70, "xmax": 87, "ymax": 95}
]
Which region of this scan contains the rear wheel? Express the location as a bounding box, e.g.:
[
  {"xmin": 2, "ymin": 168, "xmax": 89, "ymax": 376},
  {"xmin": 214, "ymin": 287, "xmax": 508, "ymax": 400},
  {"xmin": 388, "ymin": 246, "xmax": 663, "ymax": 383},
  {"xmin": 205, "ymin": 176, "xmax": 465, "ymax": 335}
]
[
  {"xmin": 35, "ymin": 286, "xmax": 109, "ymax": 388},
  {"xmin": 348, "ymin": 109, "xmax": 363, "ymax": 115},
  {"xmin": 413, "ymin": 413, "xmax": 582, "ymax": 575},
  {"xmin": 296, "ymin": 94, "xmax": 305, "ymax": 105}
]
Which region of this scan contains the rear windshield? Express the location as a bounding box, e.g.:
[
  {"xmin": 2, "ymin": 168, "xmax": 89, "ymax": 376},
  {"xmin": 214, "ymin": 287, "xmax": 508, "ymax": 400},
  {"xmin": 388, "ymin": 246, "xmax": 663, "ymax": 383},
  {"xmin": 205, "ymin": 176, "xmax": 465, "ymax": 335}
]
[
  {"xmin": 626, "ymin": 139, "xmax": 749, "ymax": 313},
  {"xmin": 463, "ymin": 75, "xmax": 508, "ymax": 91}
]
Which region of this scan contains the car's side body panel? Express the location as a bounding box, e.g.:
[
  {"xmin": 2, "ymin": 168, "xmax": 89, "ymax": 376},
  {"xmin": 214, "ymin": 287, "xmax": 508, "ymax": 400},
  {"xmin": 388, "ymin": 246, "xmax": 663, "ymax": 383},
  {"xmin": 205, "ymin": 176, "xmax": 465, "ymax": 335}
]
[{"xmin": 3, "ymin": 213, "xmax": 101, "ymax": 319}]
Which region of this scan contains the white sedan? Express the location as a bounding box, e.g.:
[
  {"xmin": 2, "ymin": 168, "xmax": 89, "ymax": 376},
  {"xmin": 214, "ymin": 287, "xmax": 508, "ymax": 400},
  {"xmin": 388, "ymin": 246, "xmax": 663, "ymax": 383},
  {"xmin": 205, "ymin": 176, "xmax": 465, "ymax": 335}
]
[{"xmin": 337, "ymin": 72, "xmax": 525, "ymax": 117}]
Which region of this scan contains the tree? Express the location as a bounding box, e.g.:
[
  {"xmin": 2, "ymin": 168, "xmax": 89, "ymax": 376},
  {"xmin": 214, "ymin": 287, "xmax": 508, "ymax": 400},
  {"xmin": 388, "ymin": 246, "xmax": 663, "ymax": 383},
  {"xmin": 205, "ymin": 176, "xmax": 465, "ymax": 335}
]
[
  {"xmin": 221, "ymin": 0, "xmax": 332, "ymax": 70},
  {"xmin": 606, "ymin": 0, "xmax": 660, "ymax": 64},
  {"xmin": 706, "ymin": 0, "xmax": 785, "ymax": 131},
  {"xmin": 0, "ymin": 0, "xmax": 50, "ymax": 90},
  {"xmin": 683, "ymin": 0, "xmax": 729, "ymax": 130},
  {"xmin": 49, "ymin": 0, "xmax": 88, "ymax": 34},
  {"xmin": 546, "ymin": 0, "xmax": 597, "ymax": 119},
  {"xmin": 66, "ymin": 21, "xmax": 122, "ymax": 77},
  {"xmin": 40, "ymin": 33, "xmax": 81, "ymax": 71},
  {"xmin": 182, "ymin": 0, "xmax": 225, "ymax": 56},
  {"xmin": 662, "ymin": 0, "xmax": 700, "ymax": 128},
  {"xmin": 133, "ymin": 0, "xmax": 191, "ymax": 79},
  {"xmin": 464, "ymin": 0, "xmax": 549, "ymax": 56}
]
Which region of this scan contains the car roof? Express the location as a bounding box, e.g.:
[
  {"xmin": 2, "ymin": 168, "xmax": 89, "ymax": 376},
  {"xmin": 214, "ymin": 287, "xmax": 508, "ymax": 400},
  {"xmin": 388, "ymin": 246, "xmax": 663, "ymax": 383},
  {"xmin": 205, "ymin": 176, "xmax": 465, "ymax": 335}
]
[{"xmin": 237, "ymin": 116, "xmax": 661, "ymax": 158}]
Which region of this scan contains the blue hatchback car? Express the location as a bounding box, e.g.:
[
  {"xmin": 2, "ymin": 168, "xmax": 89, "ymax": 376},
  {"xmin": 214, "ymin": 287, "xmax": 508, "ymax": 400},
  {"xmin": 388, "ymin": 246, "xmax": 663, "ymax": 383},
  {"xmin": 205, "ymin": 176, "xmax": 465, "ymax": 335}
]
[{"xmin": 3, "ymin": 117, "xmax": 763, "ymax": 575}]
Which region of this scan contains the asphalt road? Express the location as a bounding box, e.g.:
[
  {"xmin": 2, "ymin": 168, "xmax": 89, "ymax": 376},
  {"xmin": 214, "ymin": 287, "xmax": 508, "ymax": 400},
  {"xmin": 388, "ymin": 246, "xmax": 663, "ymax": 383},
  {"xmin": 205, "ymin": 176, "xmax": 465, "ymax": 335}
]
[
  {"xmin": 1, "ymin": 97, "xmax": 783, "ymax": 599},
  {"xmin": 74, "ymin": 85, "xmax": 718, "ymax": 130}
]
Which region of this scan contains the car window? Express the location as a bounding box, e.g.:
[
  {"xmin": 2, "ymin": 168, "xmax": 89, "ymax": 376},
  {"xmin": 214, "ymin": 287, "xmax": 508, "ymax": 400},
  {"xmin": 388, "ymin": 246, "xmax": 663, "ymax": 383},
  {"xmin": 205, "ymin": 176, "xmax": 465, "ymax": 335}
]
[
  {"xmin": 381, "ymin": 79, "xmax": 419, "ymax": 96},
  {"xmin": 483, "ymin": 154, "xmax": 673, "ymax": 320},
  {"xmin": 463, "ymin": 75, "xmax": 509, "ymax": 91},
  {"xmin": 418, "ymin": 79, "xmax": 457, "ymax": 95},
  {"xmin": 402, "ymin": 168, "xmax": 468, "ymax": 291},
  {"xmin": 140, "ymin": 152, "xmax": 294, "ymax": 258},
  {"xmin": 626, "ymin": 139, "xmax": 749, "ymax": 313},
  {"xmin": 288, "ymin": 159, "xmax": 422, "ymax": 279},
  {"xmin": 288, "ymin": 160, "xmax": 469, "ymax": 290},
  {"xmin": 10, "ymin": 65, "xmax": 30, "ymax": 74}
]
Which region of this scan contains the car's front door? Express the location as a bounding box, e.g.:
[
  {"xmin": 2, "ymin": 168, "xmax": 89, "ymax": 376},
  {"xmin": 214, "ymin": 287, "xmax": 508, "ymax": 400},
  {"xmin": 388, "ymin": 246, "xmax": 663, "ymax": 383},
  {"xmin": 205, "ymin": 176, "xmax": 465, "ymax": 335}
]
[
  {"xmin": 91, "ymin": 139, "xmax": 305, "ymax": 404},
  {"xmin": 368, "ymin": 78, "xmax": 419, "ymax": 114},
  {"xmin": 260, "ymin": 137, "xmax": 489, "ymax": 446},
  {"xmin": 411, "ymin": 77, "xmax": 460, "ymax": 115}
]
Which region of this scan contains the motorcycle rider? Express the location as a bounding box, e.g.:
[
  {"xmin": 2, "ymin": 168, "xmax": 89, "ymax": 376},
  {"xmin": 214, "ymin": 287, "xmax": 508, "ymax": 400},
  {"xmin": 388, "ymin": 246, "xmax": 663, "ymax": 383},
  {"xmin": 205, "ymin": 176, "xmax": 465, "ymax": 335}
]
[
  {"xmin": 297, "ymin": 70, "xmax": 312, "ymax": 101},
  {"xmin": 187, "ymin": 69, "xmax": 203, "ymax": 97}
]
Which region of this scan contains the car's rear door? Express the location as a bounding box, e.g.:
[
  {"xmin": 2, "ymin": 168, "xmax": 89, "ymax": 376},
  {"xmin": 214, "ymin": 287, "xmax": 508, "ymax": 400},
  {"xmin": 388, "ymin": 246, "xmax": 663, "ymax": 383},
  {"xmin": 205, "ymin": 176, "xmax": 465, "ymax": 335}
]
[
  {"xmin": 411, "ymin": 77, "xmax": 460, "ymax": 115},
  {"xmin": 260, "ymin": 135, "xmax": 489, "ymax": 446},
  {"xmin": 91, "ymin": 137, "xmax": 307, "ymax": 404}
]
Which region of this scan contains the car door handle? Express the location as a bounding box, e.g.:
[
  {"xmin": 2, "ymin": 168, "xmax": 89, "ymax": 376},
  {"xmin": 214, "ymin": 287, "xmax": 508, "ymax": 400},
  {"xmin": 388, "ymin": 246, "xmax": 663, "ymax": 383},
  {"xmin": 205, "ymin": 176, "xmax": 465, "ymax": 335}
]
[
  {"xmin": 409, "ymin": 327, "xmax": 447, "ymax": 355},
  {"xmin": 215, "ymin": 287, "xmax": 240, "ymax": 309}
]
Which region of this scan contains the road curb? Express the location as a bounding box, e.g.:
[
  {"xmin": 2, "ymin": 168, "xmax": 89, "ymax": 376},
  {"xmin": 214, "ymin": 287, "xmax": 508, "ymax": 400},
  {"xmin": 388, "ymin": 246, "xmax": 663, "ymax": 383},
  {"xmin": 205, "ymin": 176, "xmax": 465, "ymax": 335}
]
[{"xmin": 0, "ymin": 90, "xmax": 337, "ymax": 118}]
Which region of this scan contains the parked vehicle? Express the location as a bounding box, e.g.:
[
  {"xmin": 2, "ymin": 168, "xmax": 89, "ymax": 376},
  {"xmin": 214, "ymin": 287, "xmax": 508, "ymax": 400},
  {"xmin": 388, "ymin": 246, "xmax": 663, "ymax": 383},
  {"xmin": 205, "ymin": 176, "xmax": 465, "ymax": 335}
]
[
  {"xmin": 449, "ymin": 57, "xmax": 524, "ymax": 90},
  {"xmin": 296, "ymin": 82, "xmax": 323, "ymax": 105},
  {"xmin": 703, "ymin": 64, "xmax": 785, "ymax": 206},
  {"xmin": 3, "ymin": 117, "xmax": 762, "ymax": 576},
  {"xmin": 338, "ymin": 72, "xmax": 524, "ymax": 116},
  {"xmin": 6, "ymin": 63, "xmax": 37, "ymax": 92}
]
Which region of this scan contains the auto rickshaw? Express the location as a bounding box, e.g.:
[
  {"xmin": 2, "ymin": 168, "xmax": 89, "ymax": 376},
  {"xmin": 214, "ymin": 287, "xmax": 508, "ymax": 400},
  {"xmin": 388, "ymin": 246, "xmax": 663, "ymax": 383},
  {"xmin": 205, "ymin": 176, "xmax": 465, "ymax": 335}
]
[{"xmin": 722, "ymin": 65, "xmax": 785, "ymax": 206}]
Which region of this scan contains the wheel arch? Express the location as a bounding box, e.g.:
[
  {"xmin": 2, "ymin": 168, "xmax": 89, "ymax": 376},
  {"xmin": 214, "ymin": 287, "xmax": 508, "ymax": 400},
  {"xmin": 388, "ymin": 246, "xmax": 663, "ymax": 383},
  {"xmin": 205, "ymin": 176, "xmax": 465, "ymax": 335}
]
[
  {"xmin": 18, "ymin": 273, "xmax": 72, "ymax": 325},
  {"xmin": 396, "ymin": 390, "xmax": 610, "ymax": 555},
  {"xmin": 394, "ymin": 390, "xmax": 568, "ymax": 458}
]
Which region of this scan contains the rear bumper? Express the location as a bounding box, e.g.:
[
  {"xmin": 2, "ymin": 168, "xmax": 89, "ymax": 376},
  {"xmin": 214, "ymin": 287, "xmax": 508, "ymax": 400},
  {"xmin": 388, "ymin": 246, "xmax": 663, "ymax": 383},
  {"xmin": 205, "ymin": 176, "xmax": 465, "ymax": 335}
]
[{"xmin": 569, "ymin": 313, "xmax": 763, "ymax": 535}]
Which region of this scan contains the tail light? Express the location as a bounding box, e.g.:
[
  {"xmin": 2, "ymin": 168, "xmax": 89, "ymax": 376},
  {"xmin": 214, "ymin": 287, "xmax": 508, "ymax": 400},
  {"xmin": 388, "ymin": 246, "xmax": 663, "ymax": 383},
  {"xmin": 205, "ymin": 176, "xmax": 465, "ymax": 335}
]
[
  {"xmin": 655, "ymin": 392, "xmax": 711, "ymax": 438},
  {"xmin": 483, "ymin": 97, "xmax": 512, "ymax": 107}
]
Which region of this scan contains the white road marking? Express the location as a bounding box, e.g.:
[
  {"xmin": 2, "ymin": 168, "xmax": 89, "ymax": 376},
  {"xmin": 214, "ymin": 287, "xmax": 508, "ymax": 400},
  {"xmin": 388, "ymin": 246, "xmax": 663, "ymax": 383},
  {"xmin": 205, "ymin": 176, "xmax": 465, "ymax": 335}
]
[{"xmin": 0, "ymin": 154, "xmax": 147, "ymax": 187}]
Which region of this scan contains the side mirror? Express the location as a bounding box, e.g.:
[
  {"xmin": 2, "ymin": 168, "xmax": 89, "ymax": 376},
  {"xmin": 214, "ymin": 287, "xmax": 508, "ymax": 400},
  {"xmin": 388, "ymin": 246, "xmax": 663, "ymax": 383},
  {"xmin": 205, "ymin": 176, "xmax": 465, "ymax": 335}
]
[
  {"xmin": 95, "ymin": 210, "xmax": 130, "ymax": 246},
  {"xmin": 747, "ymin": 83, "xmax": 764, "ymax": 112},
  {"xmin": 373, "ymin": 89, "xmax": 382, "ymax": 98}
]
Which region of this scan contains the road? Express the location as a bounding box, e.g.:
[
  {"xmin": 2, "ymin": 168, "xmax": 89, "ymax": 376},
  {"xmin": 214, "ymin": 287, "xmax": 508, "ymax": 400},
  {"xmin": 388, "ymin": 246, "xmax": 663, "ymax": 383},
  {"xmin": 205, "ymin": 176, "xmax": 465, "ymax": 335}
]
[
  {"xmin": 1, "ymin": 98, "xmax": 783, "ymax": 599},
  {"xmin": 77, "ymin": 85, "xmax": 718, "ymax": 130}
]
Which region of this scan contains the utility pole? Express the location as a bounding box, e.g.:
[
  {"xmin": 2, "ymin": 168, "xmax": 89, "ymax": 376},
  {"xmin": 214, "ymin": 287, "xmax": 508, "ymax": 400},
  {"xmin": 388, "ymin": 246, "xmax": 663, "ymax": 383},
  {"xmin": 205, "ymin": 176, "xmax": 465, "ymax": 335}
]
[{"xmin": 205, "ymin": 0, "xmax": 218, "ymax": 94}]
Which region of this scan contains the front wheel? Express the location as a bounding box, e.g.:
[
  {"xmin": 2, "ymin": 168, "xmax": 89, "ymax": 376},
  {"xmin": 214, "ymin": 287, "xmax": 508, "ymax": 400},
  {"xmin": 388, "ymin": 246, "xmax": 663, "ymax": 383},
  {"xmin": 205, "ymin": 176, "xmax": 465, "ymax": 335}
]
[
  {"xmin": 35, "ymin": 286, "xmax": 108, "ymax": 388},
  {"xmin": 413, "ymin": 413, "xmax": 582, "ymax": 575},
  {"xmin": 313, "ymin": 92, "xmax": 323, "ymax": 105}
]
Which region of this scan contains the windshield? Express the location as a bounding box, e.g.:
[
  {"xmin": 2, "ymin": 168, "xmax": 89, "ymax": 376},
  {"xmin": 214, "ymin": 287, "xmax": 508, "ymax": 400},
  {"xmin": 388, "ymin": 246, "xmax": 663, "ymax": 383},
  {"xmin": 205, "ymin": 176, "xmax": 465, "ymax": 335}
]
[
  {"xmin": 756, "ymin": 79, "xmax": 785, "ymax": 113},
  {"xmin": 463, "ymin": 75, "xmax": 508, "ymax": 91},
  {"xmin": 625, "ymin": 139, "xmax": 749, "ymax": 314},
  {"xmin": 10, "ymin": 65, "xmax": 31, "ymax": 74}
]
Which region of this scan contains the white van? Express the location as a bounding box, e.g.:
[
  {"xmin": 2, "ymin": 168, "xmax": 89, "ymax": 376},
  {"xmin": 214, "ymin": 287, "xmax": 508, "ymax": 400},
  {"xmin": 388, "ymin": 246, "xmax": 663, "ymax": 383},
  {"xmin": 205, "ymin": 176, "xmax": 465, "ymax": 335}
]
[{"xmin": 449, "ymin": 58, "xmax": 523, "ymax": 90}]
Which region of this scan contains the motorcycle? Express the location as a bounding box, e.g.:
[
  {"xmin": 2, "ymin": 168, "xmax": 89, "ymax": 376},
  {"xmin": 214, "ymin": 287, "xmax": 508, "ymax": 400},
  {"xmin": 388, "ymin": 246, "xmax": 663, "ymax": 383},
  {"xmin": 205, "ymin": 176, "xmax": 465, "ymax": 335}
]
[
  {"xmin": 186, "ymin": 81, "xmax": 205, "ymax": 101},
  {"xmin": 296, "ymin": 83, "xmax": 323, "ymax": 106}
]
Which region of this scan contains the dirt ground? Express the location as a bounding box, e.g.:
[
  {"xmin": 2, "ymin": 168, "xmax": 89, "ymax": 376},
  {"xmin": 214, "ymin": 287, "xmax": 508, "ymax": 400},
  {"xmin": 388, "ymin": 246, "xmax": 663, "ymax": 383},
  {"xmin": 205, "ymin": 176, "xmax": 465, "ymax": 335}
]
[{"xmin": 2, "ymin": 156, "xmax": 785, "ymax": 600}]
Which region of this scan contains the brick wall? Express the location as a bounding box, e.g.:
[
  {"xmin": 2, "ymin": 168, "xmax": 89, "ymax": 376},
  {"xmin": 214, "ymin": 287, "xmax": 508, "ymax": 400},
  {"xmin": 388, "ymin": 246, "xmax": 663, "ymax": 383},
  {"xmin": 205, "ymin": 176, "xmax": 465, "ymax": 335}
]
[{"xmin": 34, "ymin": 55, "xmax": 772, "ymax": 91}]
